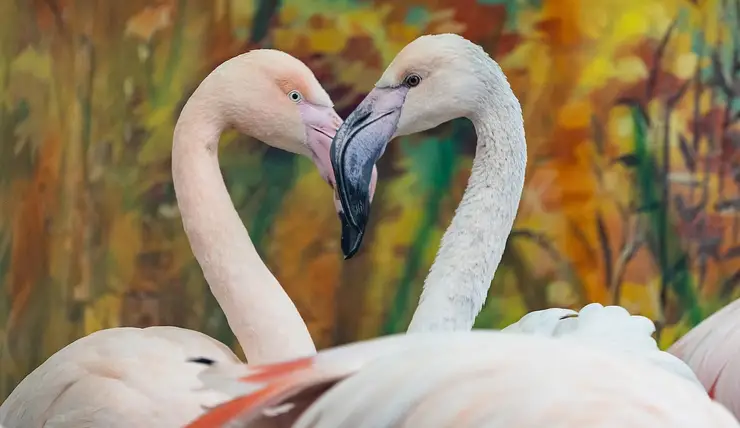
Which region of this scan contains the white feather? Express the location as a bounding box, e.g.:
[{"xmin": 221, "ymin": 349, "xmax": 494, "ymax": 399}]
[{"xmin": 503, "ymin": 303, "xmax": 704, "ymax": 389}]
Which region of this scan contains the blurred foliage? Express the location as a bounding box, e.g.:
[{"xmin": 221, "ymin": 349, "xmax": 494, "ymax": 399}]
[{"xmin": 2, "ymin": 0, "xmax": 740, "ymax": 400}]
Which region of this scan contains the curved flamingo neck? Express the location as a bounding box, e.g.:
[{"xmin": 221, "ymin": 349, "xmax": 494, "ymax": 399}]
[
  {"xmin": 172, "ymin": 87, "xmax": 316, "ymax": 364},
  {"xmin": 407, "ymin": 88, "xmax": 526, "ymax": 333}
]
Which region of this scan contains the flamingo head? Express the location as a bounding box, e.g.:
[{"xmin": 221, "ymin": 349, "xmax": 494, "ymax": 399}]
[
  {"xmin": 330, "ymin": 34, "xmax": 505, "ymax": 258},
  {"xmin": 204, "ymin": 49, "xmax": 378, "ymax": 225}
]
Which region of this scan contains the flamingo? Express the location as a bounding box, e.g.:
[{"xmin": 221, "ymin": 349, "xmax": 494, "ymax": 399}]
[
  {"xmin": 668, "ymin": 298, "xmax": 740, "ymax": 419},
  {"xmin": 330, "ymin": 32, "xmax": 735, "ymax": 415},
  {"xmin": 183, "ymin": 331, "xmax": 739, "ymax": 428},
  {"xmin": 331, "ymin": 33, "xmax": 525, "ymax": 333},
  {"xmin": 0, "ymin": 49, "xmax": 378, "ymax": 427}
]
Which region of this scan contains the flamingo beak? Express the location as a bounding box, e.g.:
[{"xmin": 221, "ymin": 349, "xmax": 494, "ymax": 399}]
[
  {"xmin": 330, "ymin": 86, "xmax": 409, "ymax": 259},
  {"xmin": 300, "ymin": 103, "xmax": 378, "ymax": 246}
]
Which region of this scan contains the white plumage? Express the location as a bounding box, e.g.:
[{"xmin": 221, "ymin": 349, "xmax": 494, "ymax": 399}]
[
  {"xmin": 1, "ymin": 327, "xmax": 237, "ymax": 427},
  {"xmin": 503, "ymin": 303, "xmax": 703, "ymax": 389},
  {"xmin": 187, "ymin": 331, "xmax": 739, "ymax": 428}
]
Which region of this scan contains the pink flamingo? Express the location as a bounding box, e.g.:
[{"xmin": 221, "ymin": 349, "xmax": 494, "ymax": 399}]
[
  {"xmin": 668, "ymin": 298, "xmax": 740, "ymax": 419},
  {"xmin": 0, "ymin": 50, "xmax": 377, "ymax": 428}
]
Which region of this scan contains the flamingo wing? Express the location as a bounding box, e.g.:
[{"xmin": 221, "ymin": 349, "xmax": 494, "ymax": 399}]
[
  {"xmin": 669, "ymin": 298, "xmax": 740, "ymax": 419},
  {"xmin": 187, "ymin": 331, "xmax": 737, "ymax": 428},
  {"xmin": 0, "ymin": 327, "xmax": 240, "ymax": 428}
]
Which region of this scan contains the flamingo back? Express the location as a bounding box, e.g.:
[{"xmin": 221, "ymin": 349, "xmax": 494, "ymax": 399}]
[
  {"xmin": 187, "ymin": 331, "xmax": 738, "ymax": 428},
  {"xmin": 0, "ymin": 326, "xmax": 240, "ymax": 427}
]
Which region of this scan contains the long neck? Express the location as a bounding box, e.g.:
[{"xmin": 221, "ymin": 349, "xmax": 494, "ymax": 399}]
[
  {"xmin": 172, "ymin": 90, "xmax": 316, "ymax": 363},
  {"xmin": 407, "ymin": 95, "xmax": 526, "ymax": 333}
]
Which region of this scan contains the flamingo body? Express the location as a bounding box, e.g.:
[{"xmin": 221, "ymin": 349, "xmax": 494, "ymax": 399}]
[
  {"xmin": 0, "ymin": 49, "xmax": 351, "ymax": 427},
  {"xmin": 186, "ymin": 331, "xmax": 739, "ymax": 428},
  {"xmin": 0, "ymin": 327, "xmax": 238, "ymax": 427}
]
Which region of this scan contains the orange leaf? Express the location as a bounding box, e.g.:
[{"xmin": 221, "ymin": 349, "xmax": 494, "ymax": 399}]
[{"xmin": 125, "ymin": 5, "xmax": 172, "ymax": 41}]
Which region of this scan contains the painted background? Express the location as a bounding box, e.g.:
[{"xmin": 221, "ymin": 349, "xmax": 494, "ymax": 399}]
[{"xmin": 1, "ymin": 0, "xmax": 739, "ymax": 399}]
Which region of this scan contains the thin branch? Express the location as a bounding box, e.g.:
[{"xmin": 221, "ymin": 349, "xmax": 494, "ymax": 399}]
[
  {"xmin": 509, "ymin": 228, "xmax": 592, "ymax": 304},
  {"xmin": 43, "ymin": 0, "xmax": 66, "ymax": 33},
  {"xmin": 689, "ymin": 51, "xmax": 703, "ymax": 204},
  {"xmin": 595, "ymin": 211, "xmax": 613, "ymax": 293},
  {"xmin": 614, "ymin": 98, "xmax": 652, "ymax": 127},
  {"xmin": 616, "ymin": 201, "xmax": 630, "ymax": 249},
  {"xmin": 591, "ymin": 115, "xmax": 605, "ymax": 155},
  {"xmin": 710, "ymin": 49, "xmax": 733, "ymax": 97},
  {"xmin": 719, "ymin": 269, "xmax": 740, "ymax": 298},
  {"xmin": 509, "ymin": 229, "xmax": 564, "ymax": 265},
  {"xmin": 646, "ymin": 18, "xmax": 679, "ymax": 99},
  {"xmin": 611, "ymin": 216, "xmax": 644, "ymax": 304},
  {"xmin": 678, "ymin": 134, "xmax": 697, "ymax": 172},
  {"xmin": 568, "ymin": 220, "xmax": 599, "ymax": 266},
  {"xmin": 659, "ymin": 102, "xmax": 673, "ymax": 311},
  {"xmin": 667, "ymin": 79, "xmax": 691, "ymax": 107}
]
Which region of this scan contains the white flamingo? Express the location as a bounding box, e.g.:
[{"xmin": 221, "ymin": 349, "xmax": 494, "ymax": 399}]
[
  {"xmin": 0, "ymin": 49, "xmax": 377, "ymax": 427},
  {"xmin": 183, "ymin": 331, "xmax": 738, "ymax": 428},
  {"xmin": 331, "ymin": 32, "xmax": 736, "ymax": 415},
  {"xmin": 331, "ymin": 33, "xmax": 526, "ymax": 333}
]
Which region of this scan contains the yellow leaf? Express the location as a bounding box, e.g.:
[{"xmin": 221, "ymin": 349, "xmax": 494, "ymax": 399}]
[
  {"xmin": 673, "ymin": 53, "xmax": 698, "ymax": 80},
  {"xmin": 273, "ymin": 28, "xmax": 300, "ymax": 51},
  {"xmin": 136, "ymin": 104, "xmax": 177, "ymax": 164},
  {"xmin": 309, "ymin": 29, "xmax": 346, "ymax": 54},
  {"xmin": 547, "ymin": 280, "xmax": 579, "ymax": 307},
  {"xmin": 619, "ymin": 281, "xmax": 660, "ymax": 320},
  {"xmin": 386, "ymin": 22, "xmax": 420, "ymax": 45},
  {"xmin": 580, "ymin": 57, "xmax": 612, "ymax": 89},
  {"xmin": 280, "ymin": 4, "xmax": 300, "ymax": 24},
  {"xmin": 557, "ymin": 98, "xmax": 591, "ymax": 129},
  {"xmin": 84, "ymin": 294, "xmax": 123, "ymax": 334},
  {"xmin": 10, "ymin": 47, "xmax": 52, "ymax": 81},
  {"xmin": 614, "ymin": 56, "xmax": 648, "ymax": 84},
  {"xmin": 358, "ymin": 172, "xmax": 426, "ymax": 339},
  {"xmin": 137, "ymin": 123, "xmax": 176, "ymax": 165},
  {"xmin": 658, "ymin": 321, "xmax": 691, "ymax": 349},
  {"xmin": 613, "ymin": 10, "xmax": 649, "ymax": 39},
  {"xmin": 267, "ymin": 170, "xmax": 340, "ymax": 348},
  {"xmin": 109, "ymin": 212, "xmax": 142, "ymax": 288}
]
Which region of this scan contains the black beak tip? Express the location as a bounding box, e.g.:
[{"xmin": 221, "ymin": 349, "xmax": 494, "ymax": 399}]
[
  {"xmin": 339, "ymin": 212, "xmax": 365, "ymax": 259},
  {"xmin": 343, "ymin": 231, "xmax": 363, "ymax": 260}
]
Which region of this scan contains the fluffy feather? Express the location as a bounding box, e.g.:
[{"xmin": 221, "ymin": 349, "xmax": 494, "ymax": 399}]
[
  {"xmin": 503, "ymin": 303, "xmax": 703, "ymax": 389},
  {"xmin": 0, "ymin": 327, "xmax": 239, "ymax": 427},
  {"xmin": 188, "ymin": 331, "xmax": 738, "ymax": 428}
]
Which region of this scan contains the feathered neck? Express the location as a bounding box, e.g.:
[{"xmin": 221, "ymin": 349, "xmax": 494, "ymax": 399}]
[{"xmin": 407, "ymin": 79, "xmax": 527, "ymax": 332}]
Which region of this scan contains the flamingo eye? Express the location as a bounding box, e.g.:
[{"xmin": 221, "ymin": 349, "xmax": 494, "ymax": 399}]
[
  {"xmin": 288, "ymin": 90, "xmax": 303, "ymax": 102},
  {"xmin": 403, "ymin": 74, "xmax": 422, "ymax": 87}
]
